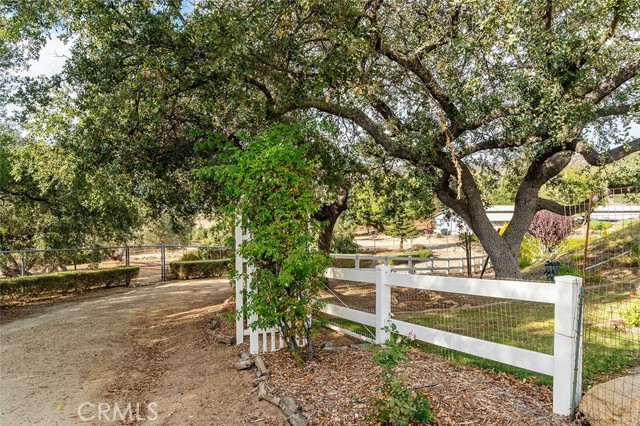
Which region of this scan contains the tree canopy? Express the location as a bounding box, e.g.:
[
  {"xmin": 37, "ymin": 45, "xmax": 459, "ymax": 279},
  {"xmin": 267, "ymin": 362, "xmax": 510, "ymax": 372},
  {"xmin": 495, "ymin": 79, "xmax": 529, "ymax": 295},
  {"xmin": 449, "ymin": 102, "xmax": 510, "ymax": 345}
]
[{"xmin": 2, "ymin": 0, "xmax": 639, "ymax": 277}]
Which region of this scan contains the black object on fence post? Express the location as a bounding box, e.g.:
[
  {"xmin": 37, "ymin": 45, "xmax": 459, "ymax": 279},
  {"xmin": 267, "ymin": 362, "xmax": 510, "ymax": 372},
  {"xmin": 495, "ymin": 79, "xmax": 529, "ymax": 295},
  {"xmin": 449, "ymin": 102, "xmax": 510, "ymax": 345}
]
[
  {"xmin": 161, "ymin": 244, "xmax": 166, "ymax": 282},
  {"xmin": 544, "ymin": 261, "xmax": 561, "ymax": 281},
  {"xmin": 21, "ymin": 251, "xmax": 26, "ymax": 276}
]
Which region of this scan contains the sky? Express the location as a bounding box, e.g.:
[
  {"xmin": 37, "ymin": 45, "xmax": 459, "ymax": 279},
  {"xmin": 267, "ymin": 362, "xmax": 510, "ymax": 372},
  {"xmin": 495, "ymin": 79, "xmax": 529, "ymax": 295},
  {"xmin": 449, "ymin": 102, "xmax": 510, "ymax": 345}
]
[{"xmin": 19, "ymin": 36, "xmax": 70, "ymax": 77}]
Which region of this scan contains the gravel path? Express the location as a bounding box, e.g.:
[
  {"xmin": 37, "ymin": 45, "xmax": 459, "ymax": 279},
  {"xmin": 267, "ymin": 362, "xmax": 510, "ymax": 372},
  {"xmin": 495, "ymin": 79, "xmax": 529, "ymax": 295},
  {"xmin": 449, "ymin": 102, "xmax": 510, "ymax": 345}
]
[{"xmin": 0, "ymin": 279, "xmax": 284, "ymax": 426}]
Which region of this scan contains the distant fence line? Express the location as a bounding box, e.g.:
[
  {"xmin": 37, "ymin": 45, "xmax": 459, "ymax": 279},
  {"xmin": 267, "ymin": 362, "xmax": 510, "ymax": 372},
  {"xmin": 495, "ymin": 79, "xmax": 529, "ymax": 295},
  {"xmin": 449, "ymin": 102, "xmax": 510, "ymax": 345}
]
[
  {"xmin": 1, "ymin": 246, "xmax": 489, "ymax": 280},
  {"xmin": 329, "ymin": 253, "xmax": 490, "ymax": 276},
  {"xmin": 0, "ymin": 245, "xmax": 230, "ymax": 280}
]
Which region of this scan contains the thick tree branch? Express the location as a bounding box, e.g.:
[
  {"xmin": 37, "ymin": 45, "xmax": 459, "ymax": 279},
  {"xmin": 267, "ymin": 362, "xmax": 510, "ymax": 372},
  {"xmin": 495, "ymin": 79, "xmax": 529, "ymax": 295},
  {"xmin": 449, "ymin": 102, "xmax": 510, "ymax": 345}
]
[
  {"xmin": 1, "ymin": 190, "xmax": 51, "ymax": 205},
  {"xmin": 435, "ymin": 173, "xmax": 472, "ymax": 226},
  {"xmin": 376, "ymin": 44, "xmax": 461, "ymax": 133},
  {"xmin": 595, "ymin": 102, "xmax": 639, "ymax": 117},
  {"xmin": 274, "ymin": 99, "xmax": 411, "ymax": 160},
  {"xmin": 246, "ymin": 77, "xmax": 275, "ymax": 119},
  {"xmin": 576, "ymin": 137, "xmax": 640, "ymax": 166},
  {"xmin": 537, "ymin": 187, "xmax": 640, "ymax": 215},
  {"xmin": 584, "ymin": 57, "xmax": 640, "ymax": 104},
  {"xmin": 463, "ymin": 106, "xmax": 521, "ymax": 132}
]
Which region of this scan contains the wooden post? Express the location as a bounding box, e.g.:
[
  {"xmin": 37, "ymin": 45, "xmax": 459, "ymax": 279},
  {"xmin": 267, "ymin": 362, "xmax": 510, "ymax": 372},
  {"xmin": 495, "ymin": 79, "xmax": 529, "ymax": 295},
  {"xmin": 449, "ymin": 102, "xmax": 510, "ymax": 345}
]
[
  {"xmin": 553, "ymin": 275, "xmax": 583, "ymax": 416},
  {"xmin": 375, "ymin": 265, "xmax": 392, "ymax": 344}
]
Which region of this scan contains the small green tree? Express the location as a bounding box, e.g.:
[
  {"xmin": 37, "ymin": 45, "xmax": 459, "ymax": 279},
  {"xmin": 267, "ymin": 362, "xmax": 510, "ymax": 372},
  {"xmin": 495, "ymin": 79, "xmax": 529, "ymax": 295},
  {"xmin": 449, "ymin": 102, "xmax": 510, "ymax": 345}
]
[
  {"xmin": 203, "ymin": 124, "xmax": 330, "ymax": 363},
  {"xmin": 386, "ymin": 215, "xmax": 419, "ymax": 250}
]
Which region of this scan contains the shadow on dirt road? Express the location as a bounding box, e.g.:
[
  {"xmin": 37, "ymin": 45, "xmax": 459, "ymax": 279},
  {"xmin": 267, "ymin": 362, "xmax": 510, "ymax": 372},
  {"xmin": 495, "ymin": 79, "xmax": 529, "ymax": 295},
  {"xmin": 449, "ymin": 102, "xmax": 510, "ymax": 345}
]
[{"xmin": 0, "ymin": 279, "xmax": 284, "ymax": 426}]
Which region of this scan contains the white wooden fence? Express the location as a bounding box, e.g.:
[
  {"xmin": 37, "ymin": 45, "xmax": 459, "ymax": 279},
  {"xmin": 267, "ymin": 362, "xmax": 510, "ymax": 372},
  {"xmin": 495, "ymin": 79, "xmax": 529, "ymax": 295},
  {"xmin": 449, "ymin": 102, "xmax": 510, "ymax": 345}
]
[
  {"xmin": 330, "ymin": 253, "xmax": 489, "ymax": 275},
  {"xmin": 321, "ymin": 265, "xmax": 583, "ymax": 416},
  {"xmin": 234, "ymin": 221, "xmax": 582, "ymax": 416}
]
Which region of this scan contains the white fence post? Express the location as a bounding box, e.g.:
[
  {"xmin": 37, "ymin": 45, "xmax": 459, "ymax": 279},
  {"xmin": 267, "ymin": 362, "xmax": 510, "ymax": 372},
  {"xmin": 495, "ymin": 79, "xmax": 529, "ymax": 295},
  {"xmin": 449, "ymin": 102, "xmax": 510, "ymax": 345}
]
[
  {"xmin": 247, "ymin": 262, "xmax": 260, "ymax": 354},
  {"xmin": 375, "ymin": 265, "xmax": 392, "ymax": 344},
  {"xmin": 408, "ymin": 256, "xmax": 413, "ymax": 274},
  {"xmin": 553, "ymin": 275, "xmax": 583, "ymax": 416},
  {"xmin": 355, "ymin": 253, "xmax": 360, "ymax": 270},
  {"xmin": 234, "ymin": 219, "xmax": 244, "ymax": 345}
]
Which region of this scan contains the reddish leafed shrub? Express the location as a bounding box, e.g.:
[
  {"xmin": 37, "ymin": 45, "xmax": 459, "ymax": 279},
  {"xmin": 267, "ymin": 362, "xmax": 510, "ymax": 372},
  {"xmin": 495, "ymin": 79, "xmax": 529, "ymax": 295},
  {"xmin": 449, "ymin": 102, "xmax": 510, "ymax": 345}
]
[{"xmin": 527, "ymin": 210, "xmax": 573, "ymax": 252}]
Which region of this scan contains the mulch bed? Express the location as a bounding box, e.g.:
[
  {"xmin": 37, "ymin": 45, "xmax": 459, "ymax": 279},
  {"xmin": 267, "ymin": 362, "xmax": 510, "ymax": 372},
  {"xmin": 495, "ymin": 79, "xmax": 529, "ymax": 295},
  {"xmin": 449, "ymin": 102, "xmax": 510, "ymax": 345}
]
[{"xmin": 262, "ymin": 344, "xmax": 572, "ymax": 426}]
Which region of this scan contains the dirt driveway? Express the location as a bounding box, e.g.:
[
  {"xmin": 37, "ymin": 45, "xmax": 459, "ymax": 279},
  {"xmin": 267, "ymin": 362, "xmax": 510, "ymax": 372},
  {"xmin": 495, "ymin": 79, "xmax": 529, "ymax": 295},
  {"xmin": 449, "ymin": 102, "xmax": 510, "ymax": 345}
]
[{"xmin": 0, "ymin": 279, "xmax": 284, "ymax": 426}]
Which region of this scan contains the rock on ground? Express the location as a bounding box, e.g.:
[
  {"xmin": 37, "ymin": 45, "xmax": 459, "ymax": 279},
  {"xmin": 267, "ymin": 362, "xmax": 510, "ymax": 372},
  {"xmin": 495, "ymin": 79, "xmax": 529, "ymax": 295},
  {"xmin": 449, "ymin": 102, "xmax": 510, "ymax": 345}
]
[{"xmin": 579, "ymin": 373, "xmax": 640, "ymax": 426}]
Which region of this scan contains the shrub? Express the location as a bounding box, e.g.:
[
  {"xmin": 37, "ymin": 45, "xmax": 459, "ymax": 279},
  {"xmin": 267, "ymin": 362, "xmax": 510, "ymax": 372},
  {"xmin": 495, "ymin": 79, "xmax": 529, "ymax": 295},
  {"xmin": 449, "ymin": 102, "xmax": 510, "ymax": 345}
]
[
  {"xmin": 620, "ymin": 295, "xmax": 640, "ymax": 327},
  {"xmin": 331, "ymin": 217, "xmax": 359, "ymax": 254},
  {"xmin": 331, "ymin": 233, "xmax": 359, "ymax": 254},
  {"xmin": 528, "ymin": 211, "xmax": 573, "ymax": 252},
  {"xmin": 519, "ymin": 235, "xmax": 542, "ymax": 269},
  {"xmin": 370, "ymin": 325, "xmax": 433, "ymax": 425},
  {"xmin": 410, "ymin": 244, "xmax": 428, "ymax": 251},
  {"xmin": 387, "ymin": 250, "xmax": 433, "ymax": 266},
  {"xmin": 179, "ymin": 248, "xmax": 232, "ymax": 261},
  {"xmin": 200, "ymin": 124, "xmax": 331, "ymax": 363},
  {"xmin": 168, "ymin": 259, "xmax": 231, "ymax": 279},
  {"xmin": 331, "ymin": 258, "xmax": 379, "ymax": 269},
  {"xmin": 589, "ymin": 220, "xmax": 613, "ymax": 231},
  {"xmin": 0, "ymin": 266, "xmax": 139, "ymax": 302}
]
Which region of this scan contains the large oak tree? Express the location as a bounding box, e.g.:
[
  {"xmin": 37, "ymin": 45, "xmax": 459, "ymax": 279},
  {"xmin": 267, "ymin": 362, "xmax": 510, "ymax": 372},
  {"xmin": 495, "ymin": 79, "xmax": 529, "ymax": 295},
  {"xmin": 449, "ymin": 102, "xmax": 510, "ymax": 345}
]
[{"xmin": 4, "ymin": 0, "xmax": 639, "ymax": 277}]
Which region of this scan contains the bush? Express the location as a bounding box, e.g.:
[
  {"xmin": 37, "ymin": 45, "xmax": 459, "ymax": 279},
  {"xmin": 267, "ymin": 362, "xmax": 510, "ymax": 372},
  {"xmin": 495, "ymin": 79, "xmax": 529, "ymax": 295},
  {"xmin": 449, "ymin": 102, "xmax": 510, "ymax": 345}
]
[
  {"xmin": 332, "ymin": 233, "xmax": 359, "ymax": 254},
  {"xmin": 519, "ymin": 235, "xmax": 542, "ymax": 269},
  {"xmin": 169, "ymin": 259, "xmax": 231, "ymax": 279},
  {"xmin": 370, "ymin": 325, "xmax": 434, "ymax": 425},
  {"xmin": 179, "ymin": 248, "xmax": 232, "ymax": 261},
  {"xmin": 387, "ymin": 250, "xmax": 433, "ymax": 266},
  {"xmin": 331, "ymin": 258, "xmax": 380, "ymax": 269},
  {"xmin": 528, "ymin": 211, "xmax": 573, "ymax": 252},
  {"xmin": 620, "ymin": 295, "xmax": 640, "ymax": 327},
  {"xmin": 0, "ymin": 266, "xmax": 139, "ymax": 302},
  {"xmin": 589, "ymin": 220, "xmax": 613, "ymax": 231}
]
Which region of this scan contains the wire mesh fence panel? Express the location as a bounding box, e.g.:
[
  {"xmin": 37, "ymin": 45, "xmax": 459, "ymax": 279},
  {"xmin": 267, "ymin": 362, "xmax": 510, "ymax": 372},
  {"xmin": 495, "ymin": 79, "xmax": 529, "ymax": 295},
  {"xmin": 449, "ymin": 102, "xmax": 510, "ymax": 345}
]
[
  {"xmin": 565, "ymin": 187, "xmax": 640, "ymax": 425},
  {"xmin": 389, "ymin": 284, "xmax": 556, "ymax": 383},
  {"xmin": 320, "ymin": 278, "xmax": 377, "ymax": 341}
]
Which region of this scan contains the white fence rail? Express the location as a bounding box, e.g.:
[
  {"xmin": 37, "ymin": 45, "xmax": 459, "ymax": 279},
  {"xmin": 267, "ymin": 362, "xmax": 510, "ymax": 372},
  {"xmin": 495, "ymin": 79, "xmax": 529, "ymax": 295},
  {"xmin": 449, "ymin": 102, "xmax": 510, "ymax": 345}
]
[
  {"xmin": 320, "ymin": 265, "xmax": 583, "ymax": 416},
  {"xmin": 330, "ymin": 253, "xmax": 490, "ymax": 275}
]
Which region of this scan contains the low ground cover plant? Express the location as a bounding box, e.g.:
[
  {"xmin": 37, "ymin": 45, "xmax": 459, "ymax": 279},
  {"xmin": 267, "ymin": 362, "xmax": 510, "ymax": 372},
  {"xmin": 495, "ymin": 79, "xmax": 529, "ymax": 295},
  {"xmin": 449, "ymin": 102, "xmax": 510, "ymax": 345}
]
[{"xmin": 370, "ymin": 325, "xmax": 433, "ymax": 425}]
